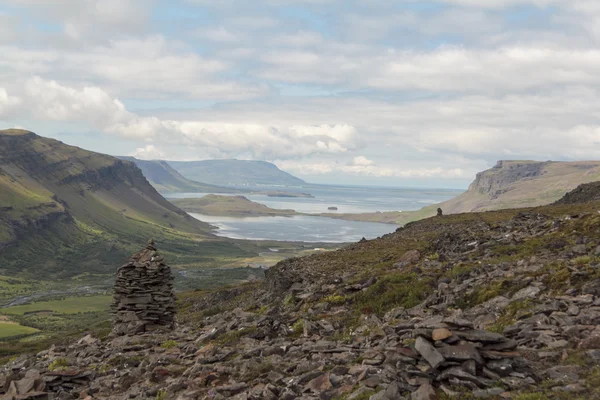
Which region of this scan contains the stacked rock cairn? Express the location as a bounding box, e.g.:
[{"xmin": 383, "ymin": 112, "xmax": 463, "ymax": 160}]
[{"xmin": 111, "ymin": 239, "xmax": 176, "ymax": 335}]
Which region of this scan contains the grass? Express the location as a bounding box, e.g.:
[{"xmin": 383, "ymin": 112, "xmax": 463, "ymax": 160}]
[
  {"xmin": 48, "ymin": 358, "xmax": 69, "ymax": 371},
  {"xmin": 0, "ymin": 322, "xmax": 39, "ymax": 339},
  {"xmin": 0, "ymin": 295, "xmax": 112, "ymax": 315},
  {"xmin": 353, "ymin": 272, "xmax": 435, "ymax": 315}
]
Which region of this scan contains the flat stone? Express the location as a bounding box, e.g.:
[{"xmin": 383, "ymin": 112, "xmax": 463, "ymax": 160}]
[
  {"xmin": 415, "ymin": 337, "xmax": 445, "ymax": 369},
  {"xmin": 438, "ymin": 367, "xmax": 490, "ymax": 388},
  {"xmin": 486, "ymin": 359, "xmax": 514, "ymax": 377},
  {"xmin": 543, "ymin": 366, "xmax": 581, "ymax": 383},
  {"xmin": 306, "ymin": 373, "xmax": 333, "ymax": 393},
  {"xmin": 473, "ymin": 388, "xmax": 505, "ymax": 398},
  {"xmin": 411, "ymin": 383, "xmax": 436, "ymax": 400},
  {"xmin": 512, "ymin": 286, "xmax": 541, "ymax": 301},
  {"xmin": 432, "ymin": 328, "xmax": 453, "ymax": 341},
  {"xmin": 439, "ymin": 344, "xmax": 484, "ymax": 365},
  {"xmin": 456, "ymin": 330, "xmax": 508, "ymax": 344},
  {"xmin": 586, "ymin": 349, "xmax": 600, "ymax": 363}
]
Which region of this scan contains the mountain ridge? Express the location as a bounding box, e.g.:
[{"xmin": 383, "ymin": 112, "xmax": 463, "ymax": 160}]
[
  {"xmin": 117, "ymin": 156, "xmax": 241, "ymax": 194},
  {"xmin": 168, "ymin": 159, "xmax": 306, "ymax": 186},
  {"xmin": 0, "ymin": 129, "xmax": 254, "ymax": 278}
]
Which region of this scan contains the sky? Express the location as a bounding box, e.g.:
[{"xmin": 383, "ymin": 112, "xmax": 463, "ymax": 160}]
[{"xmin": 1, "ymin": 0, "xmax": 600, "ymax": 188}]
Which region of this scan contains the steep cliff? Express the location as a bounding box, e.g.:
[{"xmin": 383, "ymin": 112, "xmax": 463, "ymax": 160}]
[
  {"xmin": 440, "ymin": 160, "xmax": 600, "ymax": 213},
  {"xmin": 0, "ymin": 129, "xmax": 254, "ymax": 278}
]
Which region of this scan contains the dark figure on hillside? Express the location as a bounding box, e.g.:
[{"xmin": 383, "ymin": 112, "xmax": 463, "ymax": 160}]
[{"xmin": 437, "ymin": 208, "xmax": 443, "ymax": 216}]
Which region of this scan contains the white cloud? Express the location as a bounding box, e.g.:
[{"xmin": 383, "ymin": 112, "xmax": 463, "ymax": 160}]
[
  {"xmin": 4, "ymin": 0, "xmax": 600, "ymax": 185},
  {"xmin": 0, "ymin": 89, "xmax": 22, "ymax": 119},
  {"xmin": 277, "ymin": 159, "xmax": 466, "ymax": 178},
  {"xmin": 1, "ymin": 77, "xmax": 360, "ymax": 159},
  {"xmin": 129, "ymin": 145, "xmax": 166, "ymax": 160},
  {"xmin": 351, "ymin": 156, "xmax": 374, "ymax": 167}
]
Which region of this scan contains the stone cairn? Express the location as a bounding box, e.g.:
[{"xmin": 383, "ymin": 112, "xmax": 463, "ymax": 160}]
[{"xmin": 111, "ymin": 239, "xmax": 176, "ymax": 336}]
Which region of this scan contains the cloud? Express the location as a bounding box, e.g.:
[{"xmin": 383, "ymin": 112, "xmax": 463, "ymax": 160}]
[
  {"xmin": 129, "ymin": 145, "xmax": 166, "ymax": 160},
  {"xmin": 351, "ymin": 156, "xmax": 374, "ymax": 167},
  {"xmin": 1, "ymin": 77, "xmax": 360, "ymax": 159},
  {"xmin": 277, "ymin": 159, "xmax": 466, "ymax": 178},
  {"xmin": 4, "ymin": 0, "xmax": 600, "ymax": 185},
  {"xmin": 0, "ymin": 89, "xmax": 22, "ymax": 119}
]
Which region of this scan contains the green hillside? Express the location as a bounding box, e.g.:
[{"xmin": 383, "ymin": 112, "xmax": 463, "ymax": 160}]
[
  {"xmin": 168, "ymin": 159, "xmax": 305, "ymax": 186},
  {"xmin": 0, "ymin": 129, "xmax": 255, "ymax": 279},
  {"xmin": 118, "ymin": 157, "xmax": 241, "ymax": 194}
]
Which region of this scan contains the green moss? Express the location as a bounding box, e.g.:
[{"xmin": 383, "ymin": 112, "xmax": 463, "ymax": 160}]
[
  {"xmin": 48, "ymin": 358, "xmax": 69, "ymax": 371},
  {"xmin": 573, "ymin": 255, "xmax": 592, "ymax": 266},
  {"xmin": 160, "ymin": 340, "xmax": 178, "ymax": 349},
  {"xmin": 489, "ymin": 299, "xmax": 534, "ymax": 333},
  {"xmin": 291, "ymin": 320, "xmax": 304, "ymax": 335},
  {"xmin": 217, "ymin": 326, "xmax": 257, "ymax": 346},
  {"xmin": 353, "ymin": 272, "xmax": 434, "ymax": 315},
  {"xmin": 156, "ymin": 389, "xmax": 167, "ymax": 400},
  {"xmin": 283, "ymin": 294, "xmax": 295, "ymax": 307}
]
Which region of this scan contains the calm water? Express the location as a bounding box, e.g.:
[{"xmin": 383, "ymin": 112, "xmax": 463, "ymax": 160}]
[
  {"xmin": 168, "ymin": 184, "xmax": 462, "ymax": 214},
  {"xmin": 189, "ymin": 213, "xmax": 398, "ymax": 242},
  {"xmin": 169, "ymin": 184, "xmax": 463, "ymax": 243}
]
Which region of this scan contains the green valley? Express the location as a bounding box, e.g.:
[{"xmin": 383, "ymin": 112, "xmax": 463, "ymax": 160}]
[{"xmin": 0, "ymin": 129, "xmax": 258, "ymax": 280}]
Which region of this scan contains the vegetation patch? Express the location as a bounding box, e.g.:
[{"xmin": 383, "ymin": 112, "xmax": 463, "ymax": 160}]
[
  {"xmin": 353, "ymin": 272, "xmax": 435, "ymax": 315},
  {"xmin": 0, "ymin": 295, "xmax": 111, "ymax": 315},
  {"xmin": 0, "ymin": 321, "xmax": 39, "ymax": 339}
]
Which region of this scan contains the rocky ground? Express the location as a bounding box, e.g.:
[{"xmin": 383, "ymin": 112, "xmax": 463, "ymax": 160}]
[{"xmin": 3, "ymin": 191, "xmax": 600, "ymax": 399}]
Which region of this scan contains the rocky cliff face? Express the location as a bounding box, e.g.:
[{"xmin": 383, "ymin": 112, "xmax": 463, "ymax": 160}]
[
  {"xmin": 468, "ymin": 161, "xmax": 547, "ymax": 198},
  {"xmin": 439, "ymin": 160, "xmax": 600, "ymax": 214}
]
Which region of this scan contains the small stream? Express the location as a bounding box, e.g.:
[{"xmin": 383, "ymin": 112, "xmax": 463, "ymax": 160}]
[{"xmin": 2, "ymin": 286, "xmax": 109, "ymax": 308}]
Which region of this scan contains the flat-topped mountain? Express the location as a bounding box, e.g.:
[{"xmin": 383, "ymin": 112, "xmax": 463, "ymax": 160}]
[
  {"xmin": 118, "ymin": 156, "xmax": 240, "ymax": 194},
  {"xmin": 440, "ymin": 160, "xmax": 600, "ymax": 213},
  {"xmin": 168, "ymin": 159, "xmax": 306, "ymax": 187},
  {"xmin": 328, "ymin": 160, "xmax": 600, "ymax": 226},
  {"xmin": 0, "ymin": 129, "xmax": 253, "ymax": 278}
]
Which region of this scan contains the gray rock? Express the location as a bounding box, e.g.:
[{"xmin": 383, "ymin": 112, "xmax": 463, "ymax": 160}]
[
  {"xmin": 411, "ymin": 383, "xmax": 436, "ymax": 400},
  {"xmin": 512, "ymin": 286, "xmax": 541, "ymax": 301},
  {"xmin": 473, "ymin": 387, "xmax": 505, "ymax": 398},
  {"xmin": 456, "ymin": 330, "xmax": 508, "ymax": 344},
  {"xmin": 439, "ymin": 344, "xmax": 484, "ymax": 365},
  {"xmin": 414, "ymin": 337, "xmax": 445, "ymax": 369}
]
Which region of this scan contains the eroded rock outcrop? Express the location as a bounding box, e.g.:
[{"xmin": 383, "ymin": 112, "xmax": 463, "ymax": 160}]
[{"xmin": 111, "ymin": 240, "xmax": 176, "ymax": 336}]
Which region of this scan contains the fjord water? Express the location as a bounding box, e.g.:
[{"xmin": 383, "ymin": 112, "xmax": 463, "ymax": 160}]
[
  {"xmin": 188, "ymin": 213, "xmax": 398, "ymax": 242},
  {"xmin": 170, "ymin": 184, "xmax": 463, "ymax": 242}
]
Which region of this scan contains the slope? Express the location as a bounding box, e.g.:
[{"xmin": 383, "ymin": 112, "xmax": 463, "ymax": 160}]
[
  {"xmin": 0, "ymin": 129, "xmax": 255, "ymax": 278},
  {"xmin": 168, "ymin": 159, "xmax": 306, "ymax": 186},
  {"xmin": 327, "ymin": 160, "xmax": 600, "ymax": 226},
  {"xmin": 6, "ymin": 186, "xmax": 600, "ymax": 399},
  {"xmin": 118, "ymin": 157, "xmax": 241, "ymax": 194}
]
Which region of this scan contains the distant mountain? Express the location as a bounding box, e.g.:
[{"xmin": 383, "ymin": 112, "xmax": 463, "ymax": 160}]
[
  {"xmin": 439, "ymin": 160, "xmax": 600, "ymax": 213},
  {"xmin": 168, "ymin": 159, "xmax": 306, "ymax": 186},
  {"xmin": 0, "ymin": 129, "xmax": 254, "ymax": 278},
  {"xmin": 326, "ymin": 160, "xmax": 600, "ymax": 225},
  {"xmin": 118, "ymin": 156, "xmax": 241, "ymax": 194}
]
